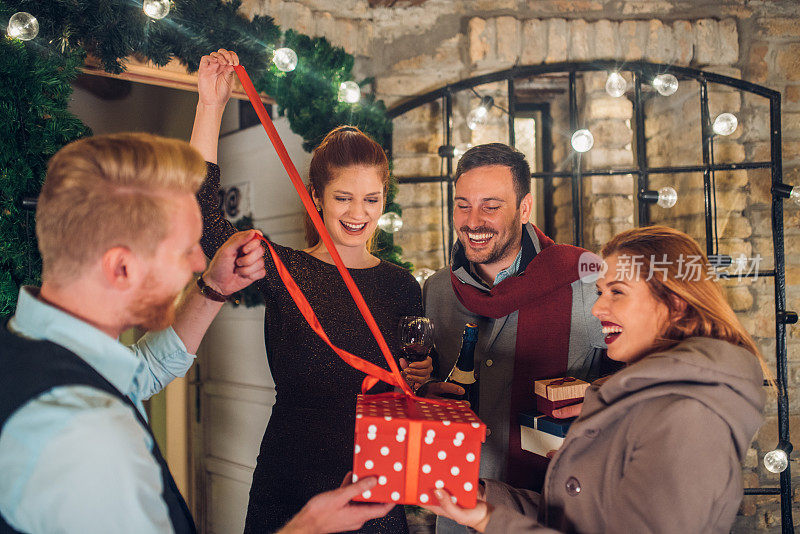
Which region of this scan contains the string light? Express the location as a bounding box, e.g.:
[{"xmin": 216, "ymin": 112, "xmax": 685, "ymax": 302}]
[
  {"xmin": 764, "ymin": 446, "xmax": 791, "ymax": 474},
  {"xmin": 6, "ymin": 12, "xmax": 39, "ymax": 40},
  {"xmin": 338, "ymin": 81, "xmax": 361, "ymax": 103},
  {"xmin": 652, "ymin": 74, "xmax": 678, "ymax": 96},
  {"xmin": 605, "ymin": 72, "xmax": 627, "ymax": 98},
  {"xmin": 453, "ymin": 143, "xmax": 473, "ymax": 160},
  {"xmin": 712, "ymin": 113, "xmax": 738, "ymax": 136},
  {"xmin": 414, "ymin": 268, "xmax": 436, "ymax": 285},
  {"xmin": 142, "ymin": 0, "xmax": 170, "ymax": 19},
  {"xmin": 640, "ymin": 186, "xmax": 678, "ymax": 208},
  {"xmin": 571, "ymin": 129, "xmax": 594, "ymax": 153},
  {"xmin": 467, "ymin": 96, "xmax": 493, "ymax": 130},
  {"xmin": 377, "ymin": 212, "xmax": 403, "ymax": 233},
  {"xmin": 272, "ymin": 48, "xmax": 298, "ymax": 72},
  {"xmin": 773, "ymin": 183, "xmax": 800, "ymax": 205}
]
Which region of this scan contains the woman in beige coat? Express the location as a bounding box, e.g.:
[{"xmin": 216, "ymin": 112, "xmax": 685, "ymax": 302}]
[{"xmin": 424, "ymin": 226, "xmax": 768, "ymax": 534}]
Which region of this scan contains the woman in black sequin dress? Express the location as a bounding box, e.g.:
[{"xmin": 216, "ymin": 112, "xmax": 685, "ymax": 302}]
[{"xmin": 191, "ymin": 50, "xmax": 431, "ymax": 533}]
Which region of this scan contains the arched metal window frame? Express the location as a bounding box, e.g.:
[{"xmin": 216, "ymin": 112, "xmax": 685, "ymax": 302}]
[{"xmin": 388, "ymin": 60, "xmax": 795, "ymax": 533}]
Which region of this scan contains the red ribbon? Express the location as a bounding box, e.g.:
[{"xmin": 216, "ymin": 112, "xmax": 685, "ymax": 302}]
[
  {"xmin": 548, "ymin": 377, "xmax": 577, "ymax": 386},
  {"xmin": 233, "ymin": 65, "xmax": 413, "ymax": 396}
]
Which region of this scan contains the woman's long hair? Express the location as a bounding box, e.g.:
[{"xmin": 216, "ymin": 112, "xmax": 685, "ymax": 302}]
[
  {"xmin": 601, "ymin": 225, "xmax": 771, "ymax": 380},
  {"xmin": 304, "ymin": 126, "xmax": 390, "ymax": 248}
]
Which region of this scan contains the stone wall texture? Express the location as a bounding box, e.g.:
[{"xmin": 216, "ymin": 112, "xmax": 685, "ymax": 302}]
[{"xmin": 242, "ymin": 1, "xmax": 800, "ymax": 530}]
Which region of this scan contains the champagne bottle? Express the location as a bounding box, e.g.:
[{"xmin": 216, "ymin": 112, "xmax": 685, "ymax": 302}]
[{"xmin": 443, "ymin": 323, "xmax": 479, "ymax": 411}]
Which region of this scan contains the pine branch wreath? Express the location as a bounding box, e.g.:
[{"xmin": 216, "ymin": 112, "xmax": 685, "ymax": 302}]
[{"xmin": 0, "ymin": 0, "xmax": 407, "ymax": 314}]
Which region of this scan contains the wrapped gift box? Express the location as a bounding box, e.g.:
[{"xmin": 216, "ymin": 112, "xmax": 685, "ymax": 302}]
[
  {"xmin": 536, "ymin": 395, "xmax": 582, "ymax": 418},
  {"xmin": 518, "ymin": 410, "xmax": 575, "ymax": 457},
  {"xmin": 352, "ymin": 393, "xmax": 486, "ymax": 508},
  {"xmin": 534, "ymin": 377, "xmax": 590, "ymax": 402}
]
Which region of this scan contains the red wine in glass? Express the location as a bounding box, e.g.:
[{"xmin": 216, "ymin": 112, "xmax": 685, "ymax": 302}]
[{"xmin": 398, "ymin": 316, "xmax": 434, "ymax": 363}]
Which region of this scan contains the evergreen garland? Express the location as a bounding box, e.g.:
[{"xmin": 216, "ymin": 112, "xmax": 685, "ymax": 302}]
[
  {"xmin": 0, "ymin": 35, "xmax": 91, "ymax": 316},
  {"xmin": 0, "ymin": 0, "xmax": 407, "ymax": 314}
]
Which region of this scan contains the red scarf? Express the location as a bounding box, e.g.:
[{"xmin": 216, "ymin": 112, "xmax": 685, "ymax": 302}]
[{"xmin": 451, "ymin": 226, "xmax": 587, "ymax": 489}]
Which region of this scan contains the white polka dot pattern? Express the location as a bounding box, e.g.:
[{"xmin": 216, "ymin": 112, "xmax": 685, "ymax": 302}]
[{"xmin": 353, "ymin": 394, "xmax": 486, "ymax": 507}]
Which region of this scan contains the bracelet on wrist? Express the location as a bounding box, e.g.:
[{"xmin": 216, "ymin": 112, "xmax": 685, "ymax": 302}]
[{"xmin": 196, "ymin": 274, "xmax": 230, "ymax": 303}]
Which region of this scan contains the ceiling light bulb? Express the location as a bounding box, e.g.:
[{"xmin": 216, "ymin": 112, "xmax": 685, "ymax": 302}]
[
  {"xmin": 571, "ymin": 129, "xmax": 594, "ymax": 153},
  {"xmin": 653, "ymin": 73, "xmax": 679, "ymax": 96},
  {"xmin": 712, "ymin": 113, "xmax": 738, "ymax": 136},
  {"xmin": 605, "ymin": 72, "xmax": 627, "ymax": 98}
]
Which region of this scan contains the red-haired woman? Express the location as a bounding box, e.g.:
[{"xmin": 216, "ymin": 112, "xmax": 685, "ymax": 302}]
[
  {"xmin": 190, "ymin": 50, "xmax": 430, "ymax": 533},
  {"xmin": 423, "ymin": 225, "xmax": 767, "ymax": 534}
]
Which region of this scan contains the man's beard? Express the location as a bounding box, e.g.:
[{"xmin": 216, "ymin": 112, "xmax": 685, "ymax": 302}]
[
  {"xmin": 460, "ymin": 212, "xmax": 523, "ymax": 266},
  {"xmin": 128, "ymin": 275, "xmax": 181, "ymax": 331}
]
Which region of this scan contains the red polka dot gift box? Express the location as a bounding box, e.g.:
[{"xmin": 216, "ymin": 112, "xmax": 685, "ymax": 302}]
[{"xmin": 352, "ymin": 392, "xmax": 487, "ymax": 508}]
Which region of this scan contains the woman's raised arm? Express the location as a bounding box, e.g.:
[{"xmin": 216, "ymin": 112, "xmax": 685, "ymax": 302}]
[{"xmin": 190, "ymin": 49, "xmax": 238, "ymax": 163}]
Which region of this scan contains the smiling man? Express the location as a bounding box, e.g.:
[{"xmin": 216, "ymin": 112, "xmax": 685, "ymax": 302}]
[{"xmin": 423, "ymin": 143, "xmax": 610, "ymax": 534}]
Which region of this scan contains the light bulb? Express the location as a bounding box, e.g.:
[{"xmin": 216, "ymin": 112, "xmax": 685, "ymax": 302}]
[
  {"xmin": 605, "ymin": 72, "xmax": 627, "ymax": 98},
  {"xmin": 453, "ymin": 143, "xmax": 473, "ymax": 159},
  {"xmin": 467, "ymin": 106, "xmax": 489, "ymax": 130},
  {"xmin": 763, "ymin": 448, "xmax": 789, "ymax": 474},
  {"xmin": 571, "ymin": 129, "xmax": 594, "ymax": 153},
  {"xmin": 377, "ymin": 212, "xmax": 403, "ymax": 233},
  {"xmin": 272, "ymin": 47, "xmax": 298, "ymax": 72},
  {"xmin": 338, "ymin": 81, "xmax": 361, "ymax": 104},
  {"xmin": 653, "ymin": 74, "xmax": 678, "ymax": 96},
  {"xmin": 712, "ymin": 113, "xmax": 738, "ymax": 136},
  {"xmin": 790, "ymin": 185, "xmax": 800, "ymax": 205},
  {"xmin": 142, "ymin": 0, "xmax": 170, "ymax": 19},
  {"xmin": 414, "ymin": 268, "xmax": 436, "ymax": 285},
  {"xmin": 657, "ymin": 186, "xmax": 678, "ymax": 208},
  {"xmin": 7, "ymin": 12, "xmax": 39, "ymax": 40}
]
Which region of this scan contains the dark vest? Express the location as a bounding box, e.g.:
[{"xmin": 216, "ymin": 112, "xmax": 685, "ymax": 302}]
[{"xmin": 0, "ymin": 320, "xmax": 197, "ymax": 533}]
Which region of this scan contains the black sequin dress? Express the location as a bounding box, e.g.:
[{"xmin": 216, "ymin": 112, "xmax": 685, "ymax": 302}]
[{"xmin": 198, "ymin": 163, "xmax": 422, "ymax": 533}]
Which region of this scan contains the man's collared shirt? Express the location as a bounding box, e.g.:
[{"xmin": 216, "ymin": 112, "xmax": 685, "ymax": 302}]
[
  {"xmin": 462, "ymin": 227, "xmax": 537, "ymax": 289},
  {"xmin": 0, "ymin": 287, "xmax": 195, "ymax": 533}
]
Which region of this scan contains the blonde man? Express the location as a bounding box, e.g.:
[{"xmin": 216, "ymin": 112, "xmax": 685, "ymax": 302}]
[{"xmin": 0, "ymin": 133, "xmax": 391, "ymax": 534}]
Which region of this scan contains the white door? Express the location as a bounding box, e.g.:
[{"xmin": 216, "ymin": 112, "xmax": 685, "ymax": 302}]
[{"xmin": 191, "ymin": 116, "xmax": 311, "ymax": 533}]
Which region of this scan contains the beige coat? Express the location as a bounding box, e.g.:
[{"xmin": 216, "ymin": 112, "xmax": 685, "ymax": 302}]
[{"xmin": 482, "ymin": 337, "xmax": 765, "ymax": 534}]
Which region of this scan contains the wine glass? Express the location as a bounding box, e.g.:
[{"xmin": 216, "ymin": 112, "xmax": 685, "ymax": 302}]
[{"xmin": 397, "ymin": 316, "xmax": 434, "ymax": 363}]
